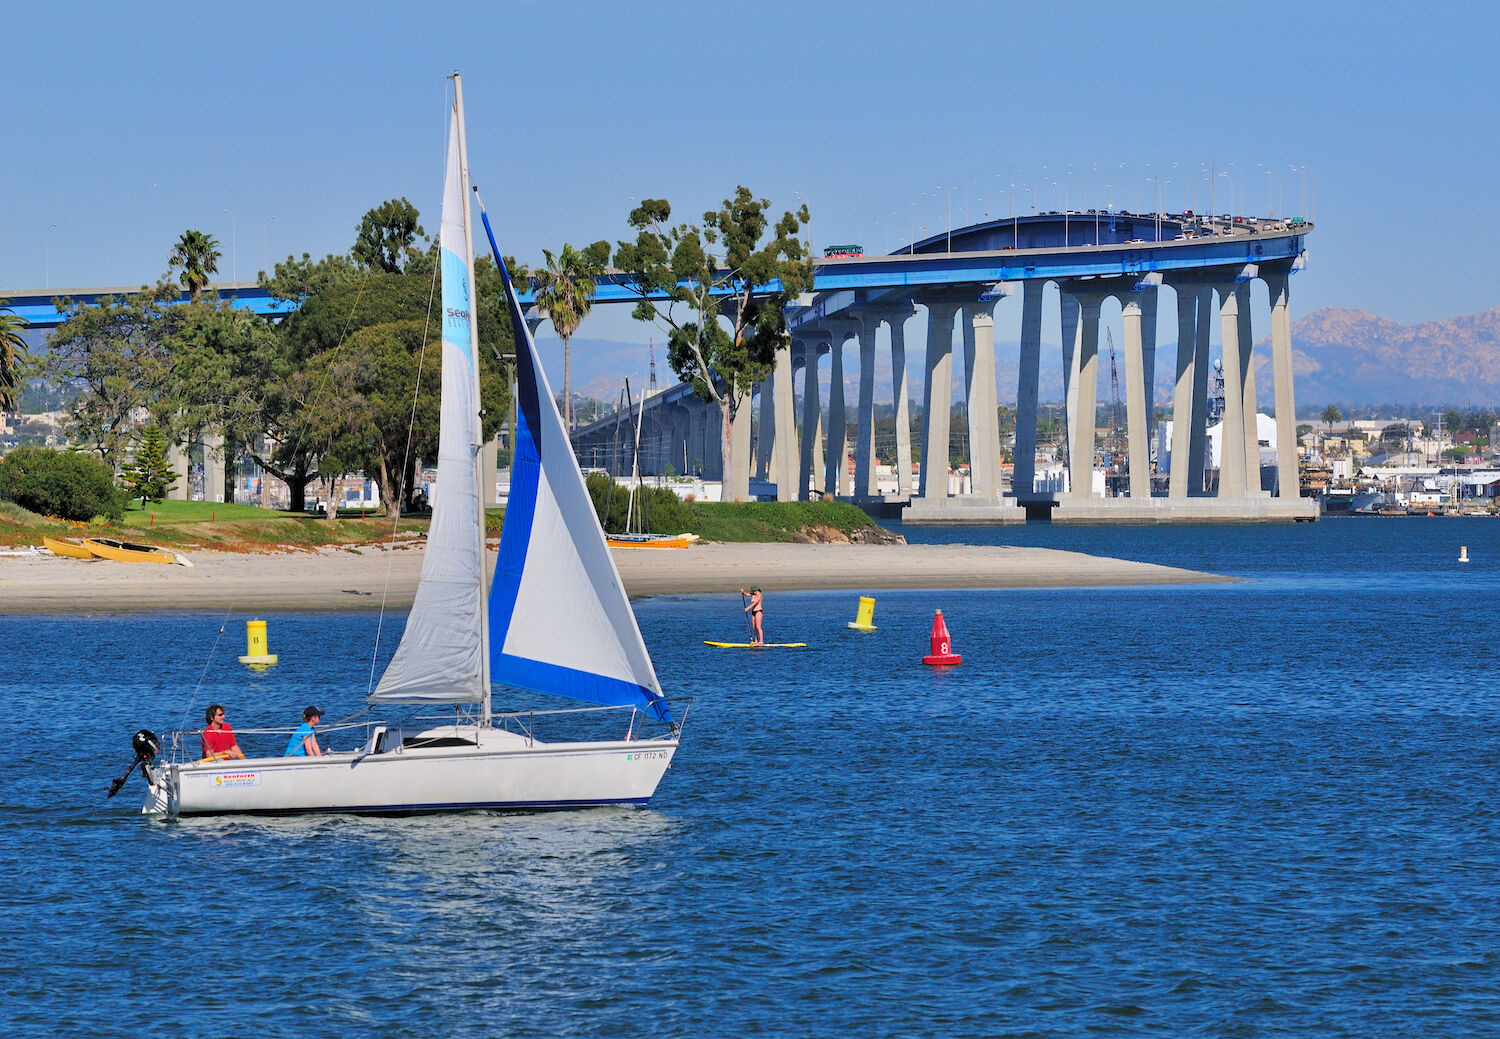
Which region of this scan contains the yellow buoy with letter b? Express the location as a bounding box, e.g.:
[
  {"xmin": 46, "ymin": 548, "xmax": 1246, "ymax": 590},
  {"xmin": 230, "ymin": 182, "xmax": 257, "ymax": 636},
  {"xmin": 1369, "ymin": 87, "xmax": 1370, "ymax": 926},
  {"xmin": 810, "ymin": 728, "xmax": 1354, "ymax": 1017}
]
[{"xmin": 238, "ymin": 619, "xmax": 279, "ymax": 667}]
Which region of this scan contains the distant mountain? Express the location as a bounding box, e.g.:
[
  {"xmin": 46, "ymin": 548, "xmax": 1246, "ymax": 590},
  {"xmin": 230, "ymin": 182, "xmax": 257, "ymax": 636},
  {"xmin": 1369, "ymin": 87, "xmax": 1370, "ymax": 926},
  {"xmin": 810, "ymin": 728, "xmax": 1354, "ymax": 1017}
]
[{"xmin": 1272, "ymin": 306, "xmax": 1500, "ymax": 407}]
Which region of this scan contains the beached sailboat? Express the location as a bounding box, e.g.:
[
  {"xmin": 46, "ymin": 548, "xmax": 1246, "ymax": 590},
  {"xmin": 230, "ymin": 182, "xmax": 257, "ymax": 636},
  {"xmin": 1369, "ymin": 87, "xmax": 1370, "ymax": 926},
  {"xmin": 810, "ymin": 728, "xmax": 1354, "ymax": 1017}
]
[
  {"xmin": 123, "ymin": 74, "xmax": 684, "ymax": 816},
  {"xmin": 43, "ymin": 536, "xmax": 94, "ymax": 559},
  {"xmin": 83, "ymin": 537, "xmax": 182, "ymax": 564}
]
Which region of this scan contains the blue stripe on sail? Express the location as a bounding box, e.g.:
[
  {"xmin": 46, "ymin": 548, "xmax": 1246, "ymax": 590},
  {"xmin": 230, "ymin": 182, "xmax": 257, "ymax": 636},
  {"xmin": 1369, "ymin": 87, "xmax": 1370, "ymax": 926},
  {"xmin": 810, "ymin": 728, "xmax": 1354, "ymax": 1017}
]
[
  {"xmin": 492, "ymin": 652, "xmax": 661, "ymax": 710},
  {"xmin": 487, "ymin": 251, "xmax": 542, "ymax": 687}
]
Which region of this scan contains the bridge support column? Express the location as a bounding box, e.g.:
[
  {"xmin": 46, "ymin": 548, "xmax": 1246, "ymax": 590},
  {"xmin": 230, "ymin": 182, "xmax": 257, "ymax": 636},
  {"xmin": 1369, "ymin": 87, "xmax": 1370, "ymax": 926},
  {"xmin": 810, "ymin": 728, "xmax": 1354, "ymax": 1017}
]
[
  {"xmin": 773, "ymin": 344, "xmax": 797, "ymax": 501},
  {"xmin": 1166, "ymin": 280, "xmax": 1205, "ymax": 499},
  {"xmin": 1061, "ymin": 289, "xmax": 1108, "ymax": 499},
  {"xmin": 1217, "ymin": 283, "xmax": 1249, "ymax": 498},
  {"xmin": 203, "ymin": 435, "xmax": 226, "ymax": 504},
  {"xmin": 1139, "ymin": 284, "xmax": 1160, "ymax": 454},
  {"xmin": 798, "ymin": 338, "xmax": 828, "ymax": 501},
  {"xmin": 1235, "ymin": 277, "xmax": 1261, "ymax": 495},
  {"xmin": 964, "ymin": 300, "xmax": 1001, "ymax": 498},
  {"xmin": 728, "ymin": 397, "xmax": 751, "ymax": 501},
  {"xmin": 1060, "ymin": 292, "xmax": 1082, "ymax": 473},
  {"xmin": 824, "ymin": 328, "xmax": 851, "ymax": 497},
  {"xmin": 854, "ymin": 321, "xmax": 878, "ymax": 497},
  {"xmin": 756, "ymin": 380, "xmax": 773, "ymax": 482},
  {"xmin": 918, "ymin": 300, "xmax": 958, "ymax": 499},
  {"xmin": 168, "ymin": 442, "xmax": 190, "ymax": 501},
  {"xmin": 1191, "ymin": 286, "xmax": 1213, "ymax": 492},
  {"xmin": 885, "ymin": 306, "xmax": 916, "ymax": 499},
  {"xmin": 1121, "ymin": 299, "xmax": 1151, "ymax": 497},
  {"xmin": 483, "ymin": 437, "xmax": 499, "ymax": 507},
  {"xmin": 1265, "ymin": 262, "xmax": 1300, "ymax": 499},
  {"xmin": 1012, "ymin": 280, "xmax": 1044, "ymax": 500}
]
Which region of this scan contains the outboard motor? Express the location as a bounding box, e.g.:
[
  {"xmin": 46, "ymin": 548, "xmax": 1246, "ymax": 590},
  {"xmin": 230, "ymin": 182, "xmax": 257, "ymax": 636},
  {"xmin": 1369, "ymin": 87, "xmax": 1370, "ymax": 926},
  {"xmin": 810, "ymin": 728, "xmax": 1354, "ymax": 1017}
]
[{"xmin": 106, "ymin": 729, "xmax": 161, "ymax": 799}]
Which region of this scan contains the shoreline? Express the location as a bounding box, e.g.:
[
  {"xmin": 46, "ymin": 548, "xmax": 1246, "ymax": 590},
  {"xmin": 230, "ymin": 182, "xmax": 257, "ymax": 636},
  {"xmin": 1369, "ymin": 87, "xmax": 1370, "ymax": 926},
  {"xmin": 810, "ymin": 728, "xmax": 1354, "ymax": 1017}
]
[{"xmin": 0, "ymin": 541, "xmax": 1231, "ymax": 614}]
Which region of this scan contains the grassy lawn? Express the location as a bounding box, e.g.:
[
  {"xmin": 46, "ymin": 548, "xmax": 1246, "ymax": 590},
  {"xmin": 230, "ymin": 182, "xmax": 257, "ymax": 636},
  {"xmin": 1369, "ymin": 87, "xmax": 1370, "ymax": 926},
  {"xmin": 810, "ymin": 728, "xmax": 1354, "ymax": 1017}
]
[{"xmin": 1, "ymin": 496, "xmax": 886, "ymax": 550}]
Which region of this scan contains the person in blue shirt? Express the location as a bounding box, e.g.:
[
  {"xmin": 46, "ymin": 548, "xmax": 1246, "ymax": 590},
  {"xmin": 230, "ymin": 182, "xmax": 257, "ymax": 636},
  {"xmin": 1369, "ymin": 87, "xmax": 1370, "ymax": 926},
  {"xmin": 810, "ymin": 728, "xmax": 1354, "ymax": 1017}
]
[{"xmin": 284, "ymin": 705, "xmax": 325, "ymax": 757}]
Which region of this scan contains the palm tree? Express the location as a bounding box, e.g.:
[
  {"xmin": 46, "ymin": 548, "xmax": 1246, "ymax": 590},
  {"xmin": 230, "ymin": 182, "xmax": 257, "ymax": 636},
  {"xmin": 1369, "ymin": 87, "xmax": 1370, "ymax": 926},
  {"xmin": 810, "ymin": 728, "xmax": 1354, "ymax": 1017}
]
[
  {"xmin": 531, "ymin": 242, "xmax": 608, "ymax": 431},
  {"xmin": 0, "ymin": 304, "xmax": 28, "ymax": 410},
  {"xmin": 169, "ymin": 229, "xmax": 221, "ymax": 300}
]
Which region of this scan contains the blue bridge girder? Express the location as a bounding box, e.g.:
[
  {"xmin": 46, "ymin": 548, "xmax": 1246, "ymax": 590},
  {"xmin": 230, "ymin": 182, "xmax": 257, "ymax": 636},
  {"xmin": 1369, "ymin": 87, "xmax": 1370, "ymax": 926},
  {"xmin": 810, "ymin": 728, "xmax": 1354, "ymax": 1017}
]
[{"xmin": 5, "ymin": 212, "xmax": 1308, "ymax": 330}]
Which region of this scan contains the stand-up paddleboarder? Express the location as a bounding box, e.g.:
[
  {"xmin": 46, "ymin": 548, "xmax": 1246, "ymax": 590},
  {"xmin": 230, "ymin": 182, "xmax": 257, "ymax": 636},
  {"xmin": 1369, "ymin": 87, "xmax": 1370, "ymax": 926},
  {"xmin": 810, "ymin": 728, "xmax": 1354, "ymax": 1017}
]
[{"xmin": 739, "ymin": 586, "xmax": 764, "ymax": 647}]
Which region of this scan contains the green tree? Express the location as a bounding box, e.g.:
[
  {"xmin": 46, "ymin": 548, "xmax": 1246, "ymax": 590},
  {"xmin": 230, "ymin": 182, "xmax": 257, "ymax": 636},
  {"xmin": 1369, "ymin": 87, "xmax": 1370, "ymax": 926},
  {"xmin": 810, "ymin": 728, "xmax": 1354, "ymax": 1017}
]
[
  {"xmin": 169, "ymin": 230, "xmax": 221, "ymax": 300},
  {"xmin": 0, "ymin": 445, "xmax": 127, "ymax": 522},
  {"xmin": 34, "ymin": 285, "xmax": 177, "ymax": 466},
  {"xmin": 246, "ymin": 253, "xmax": 366, "ymax": 510},
  {"xmin": 531, "ymin": 241, "xmax": 608, "ymax": 431},
  {"xmin": 271, "ymin": 261, "xmax": 512, "ymax": 517},
  {"xmin": 1321, "ymin": 404, "xmax": 1341, "ymax": 427},
  {"xmin": 614, "ymin": 187, "xmax": 812, "ymax": 501},
  {"xmin": 352, "ymin": 198, "xmax": 426, "ymax": 274},
  {"xmin": 159, "ymin": 298, "xmax": 279, "ymax": 503},
  {"xmin": 119, "ymin": 424, "xmax": 178, "ymax": 505},
  {"xmin": 0, "ymin": 303, "xmax": 29, "ymax": 409}
]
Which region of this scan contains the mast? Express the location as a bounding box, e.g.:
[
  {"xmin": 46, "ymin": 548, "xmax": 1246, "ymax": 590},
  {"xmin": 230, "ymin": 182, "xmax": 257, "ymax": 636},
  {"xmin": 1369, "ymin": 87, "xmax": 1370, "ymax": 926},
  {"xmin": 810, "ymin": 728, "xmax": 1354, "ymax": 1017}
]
[{"xmin": 452, "ymin": 72, "xmax": 493, "ymax": 725}]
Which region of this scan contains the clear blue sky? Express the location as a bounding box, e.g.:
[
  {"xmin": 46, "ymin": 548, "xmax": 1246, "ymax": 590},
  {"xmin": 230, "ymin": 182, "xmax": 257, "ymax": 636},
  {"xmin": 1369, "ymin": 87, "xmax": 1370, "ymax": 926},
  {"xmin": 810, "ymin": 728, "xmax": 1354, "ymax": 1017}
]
[{"xmin": 5, "ymin": 0, "xmax": 1496, "ymax": 347}]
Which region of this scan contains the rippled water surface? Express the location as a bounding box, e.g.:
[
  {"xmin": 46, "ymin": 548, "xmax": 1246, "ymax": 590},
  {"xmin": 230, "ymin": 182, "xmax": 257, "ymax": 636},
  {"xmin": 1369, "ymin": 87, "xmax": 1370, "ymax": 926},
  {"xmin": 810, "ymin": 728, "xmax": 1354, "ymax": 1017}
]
[{"xmin": 7, "ymin": 519, "xmax": 1500, "ymax": 1036}]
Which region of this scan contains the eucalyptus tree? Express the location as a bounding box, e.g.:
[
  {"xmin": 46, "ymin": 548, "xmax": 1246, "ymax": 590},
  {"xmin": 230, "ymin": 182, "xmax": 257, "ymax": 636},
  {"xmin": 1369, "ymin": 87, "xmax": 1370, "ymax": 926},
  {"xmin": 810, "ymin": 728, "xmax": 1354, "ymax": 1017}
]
[
  {"xmin": 0, "ymin": 303, "xmax": 28, "ymax": 410},
  {"xmin": 531, "ymin": 241, "xmax": 609, "ymax": 431},
  {"xmin": 613, "ymin": 187, "xmax": 812, "ymax": 500},
  {"xmin": 169, "ymin": 230, "xmax": 221, "ymax": 300},
  {"xmin": 352, "ymin": 198, "xmax": 426, "ymax": 274},
  {"xmin": 35, "ymin": 284, "xmax": 178, "ymax": 465}
]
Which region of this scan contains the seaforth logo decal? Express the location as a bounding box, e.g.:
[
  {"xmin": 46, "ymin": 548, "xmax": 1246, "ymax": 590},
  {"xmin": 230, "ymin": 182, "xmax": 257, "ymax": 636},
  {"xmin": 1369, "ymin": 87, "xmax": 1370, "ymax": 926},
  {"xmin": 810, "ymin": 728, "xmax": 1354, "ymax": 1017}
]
[
  {"xmin": 214, "ymin": 772, "xmax": 261, "ymax": 788},
  {"xmin": 446, "ymin": 307, "xmax": 470, "ymax": 320}
]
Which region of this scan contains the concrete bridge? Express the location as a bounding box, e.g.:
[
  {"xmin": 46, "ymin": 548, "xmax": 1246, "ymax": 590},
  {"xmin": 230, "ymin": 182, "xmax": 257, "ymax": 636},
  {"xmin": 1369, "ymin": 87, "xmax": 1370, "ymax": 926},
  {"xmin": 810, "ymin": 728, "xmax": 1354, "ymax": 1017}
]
[{"xmin": 576, "ymin": 210, "xmax": 1314, "ymax": 523}]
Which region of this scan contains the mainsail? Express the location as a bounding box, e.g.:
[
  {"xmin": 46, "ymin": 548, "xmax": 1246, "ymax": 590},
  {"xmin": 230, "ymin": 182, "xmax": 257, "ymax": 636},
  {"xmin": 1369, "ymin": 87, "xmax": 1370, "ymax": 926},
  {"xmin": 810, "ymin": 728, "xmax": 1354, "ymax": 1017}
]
[
  {"xmin": 477, "ymin": 208, "xmax": 670, "ymax": 721},
  {"xmin": 370, "ymin": 102, "xmax": 486, "ymax": 705}
]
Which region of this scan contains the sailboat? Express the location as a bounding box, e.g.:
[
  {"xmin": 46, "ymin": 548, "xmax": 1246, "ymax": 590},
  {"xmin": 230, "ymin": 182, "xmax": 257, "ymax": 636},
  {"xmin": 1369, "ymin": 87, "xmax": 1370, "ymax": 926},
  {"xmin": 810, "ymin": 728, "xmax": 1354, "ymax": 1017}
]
[
  {"xmin": 125, "ymin": 73, "xmax": 684, "ymax": 816},
  {"xmin": 604, "ymin": 381, "xmax": 700, "ymax": 550}
]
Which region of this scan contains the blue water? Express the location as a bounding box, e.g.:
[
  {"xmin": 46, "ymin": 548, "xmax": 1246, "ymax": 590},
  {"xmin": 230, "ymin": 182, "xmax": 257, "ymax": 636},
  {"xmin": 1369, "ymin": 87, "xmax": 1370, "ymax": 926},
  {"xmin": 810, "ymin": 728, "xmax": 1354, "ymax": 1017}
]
[{"xmin": 7, "ymin": 519, "xmax": 1500, "ymax": 1036}]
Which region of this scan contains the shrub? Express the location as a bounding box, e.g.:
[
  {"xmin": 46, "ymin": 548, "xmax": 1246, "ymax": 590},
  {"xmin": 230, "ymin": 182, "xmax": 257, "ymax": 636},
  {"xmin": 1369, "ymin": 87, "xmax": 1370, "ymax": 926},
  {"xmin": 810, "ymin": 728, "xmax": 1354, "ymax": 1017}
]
[
  {"xmin": 0, "ymin": 446, "xmax": 128, "ymax": 522},
  {"xmin": 585, "ymin": 472, "xmax": 694, "ymax": 533}
]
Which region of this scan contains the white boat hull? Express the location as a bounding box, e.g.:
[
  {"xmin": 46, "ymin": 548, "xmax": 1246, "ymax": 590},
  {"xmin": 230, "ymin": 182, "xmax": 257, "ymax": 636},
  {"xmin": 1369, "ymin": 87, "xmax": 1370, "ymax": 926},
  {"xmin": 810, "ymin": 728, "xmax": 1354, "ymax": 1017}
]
[{"xmin": 145, "ymin": 728, "xmax": 677, "ymax": 817}]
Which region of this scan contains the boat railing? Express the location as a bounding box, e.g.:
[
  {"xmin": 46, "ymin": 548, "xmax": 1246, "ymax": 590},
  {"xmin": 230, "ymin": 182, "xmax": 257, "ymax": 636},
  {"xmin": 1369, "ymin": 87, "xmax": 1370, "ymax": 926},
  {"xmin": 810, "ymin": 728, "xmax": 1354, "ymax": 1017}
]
[
  {"xmin": 487, "ymin": 697, "xmax": 691, "ymax": 746},
  {"xmin": 159, "ymin": 698, "xmax": 690, "ymax": 763}
]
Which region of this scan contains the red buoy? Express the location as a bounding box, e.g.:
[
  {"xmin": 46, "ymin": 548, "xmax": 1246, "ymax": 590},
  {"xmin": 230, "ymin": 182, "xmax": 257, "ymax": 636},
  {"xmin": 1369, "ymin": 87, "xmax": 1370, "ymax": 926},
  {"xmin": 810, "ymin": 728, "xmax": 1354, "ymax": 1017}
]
[{"xmin": 921, "ymin": 609, "xmax": 962, "ymax": 666}]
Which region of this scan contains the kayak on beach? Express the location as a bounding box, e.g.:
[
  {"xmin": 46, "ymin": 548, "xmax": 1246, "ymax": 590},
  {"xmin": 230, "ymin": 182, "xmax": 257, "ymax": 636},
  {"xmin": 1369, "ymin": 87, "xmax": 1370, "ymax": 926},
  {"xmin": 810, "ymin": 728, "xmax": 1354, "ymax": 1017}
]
[{"xmin": 703, "ymin": 641, "xmax": 807, "ymax": 649}]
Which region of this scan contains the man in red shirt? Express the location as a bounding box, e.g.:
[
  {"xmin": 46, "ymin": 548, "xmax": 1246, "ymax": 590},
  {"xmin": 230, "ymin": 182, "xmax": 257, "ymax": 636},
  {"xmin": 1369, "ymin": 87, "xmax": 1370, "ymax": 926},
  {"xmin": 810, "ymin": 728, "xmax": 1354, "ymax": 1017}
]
[{"xmin": 201, "ymin": 704, "xmax": 245, "ymax": 761}]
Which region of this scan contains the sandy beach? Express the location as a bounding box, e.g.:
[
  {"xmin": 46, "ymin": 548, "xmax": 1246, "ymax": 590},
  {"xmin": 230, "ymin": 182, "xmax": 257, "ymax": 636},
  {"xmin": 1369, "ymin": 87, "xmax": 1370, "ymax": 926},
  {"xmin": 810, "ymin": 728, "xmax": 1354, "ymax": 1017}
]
[{"xmin": 0, "ymin": 540, "xmax": 1227, "ymax": 613}]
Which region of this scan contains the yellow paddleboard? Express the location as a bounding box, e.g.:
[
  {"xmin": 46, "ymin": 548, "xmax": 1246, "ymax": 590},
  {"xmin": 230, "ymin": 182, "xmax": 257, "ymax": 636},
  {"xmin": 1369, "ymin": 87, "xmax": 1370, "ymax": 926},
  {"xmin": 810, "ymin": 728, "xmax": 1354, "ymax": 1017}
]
[{"xmin": 703, "ymin": 641, "xmax": 807, "ymax": 648}]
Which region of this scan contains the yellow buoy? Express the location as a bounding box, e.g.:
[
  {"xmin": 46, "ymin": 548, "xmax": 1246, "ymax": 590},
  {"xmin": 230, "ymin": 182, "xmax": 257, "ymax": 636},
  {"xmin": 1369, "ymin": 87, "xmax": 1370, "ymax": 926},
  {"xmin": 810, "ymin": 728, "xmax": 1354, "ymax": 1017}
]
[
  {"xmin": 238, "ymin": 618, "xmax": 279, "ymax": 666},
  {"xmin": 847, "ymin": 596, "xmax": 878, "ymax": 631}
]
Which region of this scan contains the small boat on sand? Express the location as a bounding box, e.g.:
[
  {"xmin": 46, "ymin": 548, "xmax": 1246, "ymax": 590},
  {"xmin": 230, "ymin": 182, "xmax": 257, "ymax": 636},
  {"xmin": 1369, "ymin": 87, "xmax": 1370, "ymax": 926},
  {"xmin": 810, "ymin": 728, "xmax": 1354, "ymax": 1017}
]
[
  {"xmin": 43, "ymin": 536, "xmax": 95, "ymax": 559},
  {"xmin": 82, "ymin": 538, "xmax": 181, "ymax": 565},
  {"xmin": 606, "ymin": 532, "xmax": 700, "ymax": 549}
]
